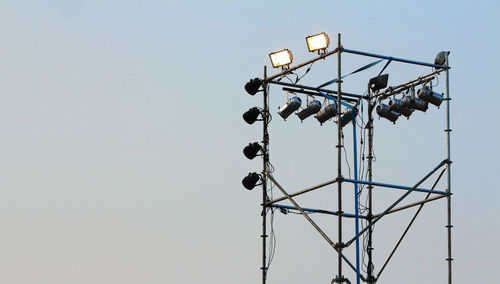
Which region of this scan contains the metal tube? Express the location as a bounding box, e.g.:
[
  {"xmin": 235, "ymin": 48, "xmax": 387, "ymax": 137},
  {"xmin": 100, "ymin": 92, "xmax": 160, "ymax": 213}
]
[
  {"xmin": 345, "ymin": 159, "xmax": 447, "ymax": 248},
  {"xmin": 281, "ymin": 87, "xmax": 359, "ymax": 103},
  {"xmin": 352, "ymin": 118, "xmax": 361, "ymax": 284},
  {"xmin": 269, "ymin": 204, "xmax": 366, "ymax": 219},
  {"xmin": 336, "ymin": 33, "xmax": 343, "ymax": 281},
  {"xmin": 366, "ymin": 90, "xmax": 375, "ymax": 283},
  {"xmin": 261, "ymin": 66, "xmax": 269, "ymax": 284},
  {"xmin": 372, "ymin": 194, "xmax": 445, "ymax": 218},
  {"xmin": 342, "ymin": 178, "xmax": 448, "ymax": 195},
  {"xmin": 343, "ymin": 48, "xmax": 450, "ymax": 69},
  {"xmin": 265, "ymin": 178, "xmax": 338, "ymax": 205},
  {"xmin": 265, "ymin": 48, "xmax": 339, "ymax": 82},
  {"xmin": 445, "ymin": 52, "xmax": 453, "ymax": 284},
  {"xmin": 373, "ymin": 75, "xmax": 438, "ymax": 100},
  {"xmin": 267, "ymin": 80, "xmax": 363, "ymax": 99}
]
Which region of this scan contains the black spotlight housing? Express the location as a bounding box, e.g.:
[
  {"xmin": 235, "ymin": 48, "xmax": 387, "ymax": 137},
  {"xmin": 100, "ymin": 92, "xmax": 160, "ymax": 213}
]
[
  {"xmin": 245, "ymin": 78, "xmax": 263, "ymax": 95},
  {"xmin": 369, "ymin": 74, "xmax": 389, "ymax": 92},
  {"xmin": 243, "ymin": 142, "xmax": 262, "ymax": 160},
  {"xmin": 377, "ymin": 103, "xmax": 400, "ymax": 123},
  {"xmin": 339, "ymin": 108, "xmax": 358, "ymax": 128},
  {"xmin": 243, "ymin": 107, "xmax": 261, "ymax": 125},
  {"xmin": 242, "ymin": 172, "xmax": 260, "ymax": 190}
]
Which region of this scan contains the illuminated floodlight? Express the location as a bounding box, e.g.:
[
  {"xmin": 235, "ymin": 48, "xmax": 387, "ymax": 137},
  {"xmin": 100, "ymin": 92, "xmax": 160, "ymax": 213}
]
[
  {"xmin": 306, "ymin": 32, "xmax": 330, "ymax": 52},
  {"xmin": 297, "ymin": 100, "xmax": 322, "ymax": 121},
  {"xmin": 315, "ymin": 103, "xmax": 337, "ymax": 125},
  {"xmin": 245, "ymin": 78, "xmax": 263, "ymax": 95},
  {"xmin": 389, "ymin": 98, "xmax": 413, "ymax": 118},
  {"xmin": 278, "ymin": 96, "xmax": 301, "ymax": 119},
  {"xmin": 377, "ymin": 103, "xmax": 400, "ymax": 123},
  {"xmin": 243, "ymin": 142, "xmax": 262, "ymax": 160},
  {"xmin": 417, "ymin": 87, "xmax": 443, "ymax": 107},
  {"xmin": 369, "ymin": 74, "xmax": 389, "ymax": 92},
  {"xmin": 269, "ymin": 49, "xmax": 293, "ymax": 68},
  {"xmin": 243, "ymin": 107, "xmax": 261, "ymax": 125},
  {"xmin": 242, "ymin": 172, "xmax": 260, "ymax": 190},
  {"xmin": 401, "ymin": 95, "xmax": 428, "ymax": 112},
  {"xmin": 339, "ymin": 108, "xmax": 358, "ymax": 128}
]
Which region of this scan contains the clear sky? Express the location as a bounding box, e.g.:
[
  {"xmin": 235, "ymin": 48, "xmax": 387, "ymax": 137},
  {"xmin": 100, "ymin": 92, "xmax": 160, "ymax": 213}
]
[{"xmin": 0, "ymin": 1, "xmax": 498, "ymax": 283}]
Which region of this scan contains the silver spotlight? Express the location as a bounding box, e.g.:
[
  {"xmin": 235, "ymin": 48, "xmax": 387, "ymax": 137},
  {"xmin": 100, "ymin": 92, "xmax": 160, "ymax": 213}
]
[
  {"xmin": 278, "ymin": 97, "xmax": 302, "ymax": 120},
  {"xmin": 417, "ymin": 87, "xmax": 443, "ymax": 107},
  {"xmin": 376, "ymin": 103, "xmax": 399, "ymax": 123},
  {"xmin": 340, "ymin": 108, "xmax": 358, "ymax": 128},
  {"xmin": 315, "ymin": 103, "xmax": 337, "ymax": 125},
  {"xmin": 297, "ymin": 100, "xmax": 322, "ymax": 121},
  {"xmin": 401, "ymin": 95, "xmax": 428, "ymax": 112},
  {"xmin": 389, "ymin": 98, "xmax": 413, "ymax": 118}
]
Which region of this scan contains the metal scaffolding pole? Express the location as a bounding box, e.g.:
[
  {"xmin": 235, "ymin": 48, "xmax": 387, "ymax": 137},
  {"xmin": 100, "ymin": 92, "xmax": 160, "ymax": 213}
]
[
  {"xmin": 366, "ymin": 90, "xmax": 375, "ymax": 284},
  {"xmin": 335, "ymin": 33, "xmax": 344, "ymax": 283},
  {"xmin": 445, "ymin": 52, "xmax": 453, "ymax": 284},
  {"xmin": 261, "ymin": 66, "xmax": 269, "ymax": 284}
]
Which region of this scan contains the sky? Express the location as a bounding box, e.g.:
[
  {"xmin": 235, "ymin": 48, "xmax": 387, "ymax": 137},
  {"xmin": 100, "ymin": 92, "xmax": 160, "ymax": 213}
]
[{"xmin": 0, "ymin": 1, "xmax": 498, "ymax": 283}]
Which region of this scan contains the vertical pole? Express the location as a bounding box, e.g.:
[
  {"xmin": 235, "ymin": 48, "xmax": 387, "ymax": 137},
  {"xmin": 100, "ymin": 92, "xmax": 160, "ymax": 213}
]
[
  {"xmin": 366, "ymin": 89, "xmax": 375, "ymax": 284},
  {"xmin": 352, "ymin": 119, "xmax": 361, "ymax": 284},
  {"xmin": 444, "ymin": 53, "xmax": 453, "ymax": 284},
  {"xmin": 262, "ymin": 66, "xmax": 269, "ymax": 284},
  {"xmin": 336, "ymin": 33, "xmax": 344, "ymax": 283}
]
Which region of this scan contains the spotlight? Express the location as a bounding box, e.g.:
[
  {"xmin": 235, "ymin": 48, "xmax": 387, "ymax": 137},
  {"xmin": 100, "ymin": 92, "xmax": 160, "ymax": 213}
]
[
  {"xmin": 278, "ymin": 96, "xmax": 301, "ymax": 120},
  {"xmin": 306, "ymin": 32, "xmax": 330, "ymax": 52},
  {"xmin": 242, "ymin": 172, "xmax": 260, "ymax": 190},
  {"xmin": 315, "ymin": 103, "xmax": 337, "ymax": 125},
  {"xmin": 369, "ymin": 74, "xmax": 389, "ymax": 92},
  {"xmin": 417, "ymin": 87, "xmax": 443, "ymax": 107},
  {"xmin": 340, "ymin": 108, "xmax": 358, "ymax": 128},
  {"xmin": 269, "ymin": 49, "xmax": 293, "ymax": 68},
  {"xmin": 245, "ymin": 78, "xmax": 263, "ymax": 95},
  {"xmin": 401, "ymin": 95, "xmax": 428, "ymax": 112},
  {"xmin": 389, "ymin": 98, "xmax": 413, "ymax": 118},
  {"xmin": 297, "ymin": 100, "xmax": 322, "ymax": 121},
  {"xmin": 376, "ymin": 103, "xmax": 400, "ymax": 123},
  {"xmin": 243, "ymin": 142, "xmax": 262, "ymax": 160},
  {"xmin": 243, "ymin": 107, "xmax": 261, "ymax": 125},
  {"xmin": 434, "ymin": 51, "xmax": 450, "ymax": 66}
]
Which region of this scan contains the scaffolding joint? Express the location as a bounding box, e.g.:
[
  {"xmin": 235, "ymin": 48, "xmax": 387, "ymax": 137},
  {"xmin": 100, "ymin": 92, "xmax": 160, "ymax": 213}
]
[{"xmin": 334, "ymin": 242, "xmax": 346, "ymax": 249}]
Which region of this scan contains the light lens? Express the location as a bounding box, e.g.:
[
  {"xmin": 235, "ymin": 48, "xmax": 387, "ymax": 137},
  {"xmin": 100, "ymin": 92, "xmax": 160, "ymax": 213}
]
[
  {"xmin": 306, "ymin": 33, "xmax": 329, "ymax": 52},
  {"xmin": 269, "ymin": 49, "xmax": 293, "ymax": 68}
]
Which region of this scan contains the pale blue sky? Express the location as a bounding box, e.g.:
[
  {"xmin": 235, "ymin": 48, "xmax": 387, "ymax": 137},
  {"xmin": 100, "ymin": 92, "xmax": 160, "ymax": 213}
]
[{"xmin": 0, "ymin": 1, "xmax": 498, "ymax": 283}]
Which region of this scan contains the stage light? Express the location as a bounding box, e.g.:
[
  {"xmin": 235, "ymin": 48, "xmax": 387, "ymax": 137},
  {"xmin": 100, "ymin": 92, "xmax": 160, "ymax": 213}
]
[
  {"xmin": 434, "ymin": 51, "xmax": 450, "ymax": 66},
  {"xmin": 242, "ymin": 172, "xmax": 260, "ymax": 190},
  {"xmin": 269, "ymin": 49, "xmax": 293, "ymax": 68},
  {"xmin": 401, "ymin": 95, "xmax": 428, "ymax": 112},
  {"xmin": 278, "ymin": 96, "xmax": 301, "ymax": 119},
  {"xmin": 389, "ymin": 98, "xmax": 413, "ymax": 118},
  {"xmin": 306, "ymin": 32, "xmax": 330, "ymax": 52},
  {"xmin": 243, "ymin": 107, "xmax": 261, "ymax": 125},
  {"xmin": 340, "ymin": 108, "xmax": 358, "ymax": 128},
  {"xmin": 245, "ymin": 78, "xmax": 263, "ymax": 95},
  {"xmin": 315, "ymin": 103, "xmax": 337, "ymax": 125},
  {"xmin": 417, "ymin": 87, "xmax": 443, "ymax": 107},
  {"xmin": 369, "ymin": 74, "xmax": 389, "ymax": 91},
  {"xmin": 376, "ymin": 103, "xmax": 400, "ymax": 123},
  {"xmin": 243, "ymin": 142, "xmax": 262, "ymax": 160},
  {"xmin": 297, "ymin": 100, "xmax": 322, "ymax": 121}
]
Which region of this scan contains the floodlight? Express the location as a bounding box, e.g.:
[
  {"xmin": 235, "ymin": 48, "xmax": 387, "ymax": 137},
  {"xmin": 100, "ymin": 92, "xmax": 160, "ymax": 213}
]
[
  {"xmin": 306, "ymin": 32, "xmax": 330, "ymax": 52},
  {"xmin": 417, "ymin": 87, "xmax": 443, "ymax": 107},
  {"xmin": 297, "ymin": 100, "xmax": 322, "ymax": 121},
  {"xmin": 245, "ymin": 78, "xmax": 263, "ymax": 95},
  {"xmin": 269, "ymin": 49, "xmax": 293, "ymax": 68},
  {"xmin": 278, "ymin": 97, "xmax": 301, "ymax": 119},
  {"xmin": 242, "ymin": 172, "xmax": 260, "ymax": 190},
  {"xmin": 376, "ymin": 103, "xmax": 400, "ymax": 123},
  {"xmin": 339, "ymin": 108, "xmax": 358, "ymax": 128},
  {"xmin": 401, "ymin": 95, "xmax": 428, "ymax": 112},
  {"xmin": 315, "ymin": 103, "xmax": 337, "ymax": 125},
  {"xmin": 369, "ymin": 74, "xmax": 389, "ymax": 92},
  {"xmin": 389, "ymin": 98, "xmax": 413, "ymax": 118},
  {"xmin": 243, "ymin": 142, "xmax": 262, "ymax": 160},
  {"xmin": 243, "ymin": 107, "xmax": 261, "ymax": 125},
  {"xmin": 434, "ymin": 51, "xmax": 450, "ymax": 66}
]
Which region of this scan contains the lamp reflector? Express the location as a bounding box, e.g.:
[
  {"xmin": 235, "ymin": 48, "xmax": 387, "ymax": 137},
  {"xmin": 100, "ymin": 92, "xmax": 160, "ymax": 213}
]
[
  {"xmin": 369, "ymin": 74, "xmax": 389, "ymax": 91},
  {"xmin": 245, "ymin": 78, "xmax": 263, "ymax": 95},
  {"xmin": 417, "ymin": 87, "xmax": 443, "ymax": 107},
  {"xmin": 243, "ymin": 142, "xmax": 262, "ymax": 160},
  {"xmin": 269, "ymin": 49, "xmax": 293, "ymax": 68},
  {"xmin": 242, "ymin": 172, "xmax": 260, "ymax": 190},
  {"xmin": 297, "ymin": 100, "xmax": 322, "ymax": 121},
  {"xmin": 315, "ymin": 103, "xmax": 337, "ymax": 124},
  {"xmin": 377, "ymin": 103, "xmax": 400, "ymax": 123},
  {"xmin": 306, "ymin": 32, "xmax": 330, "ymax": 52},
  {"xmin": 243, "ymin": 107, "xmax": 261, "ymax": 125},
  {"xmin": 389, "ymin": 98, "xmax": 413, "ymax": 118},
  {"xmin": 401, "ymin": 95, "xmax": 428, "ymax": 112},
  {"xmin": 278, "ymin": 97, "xmax": 301, "ymax": 119}
]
